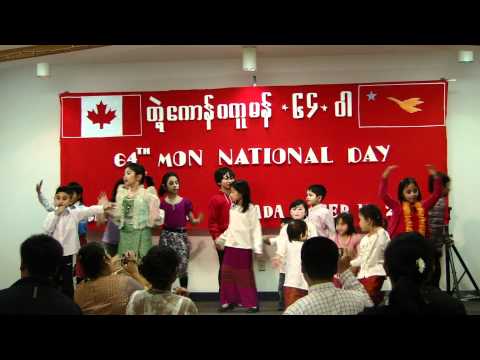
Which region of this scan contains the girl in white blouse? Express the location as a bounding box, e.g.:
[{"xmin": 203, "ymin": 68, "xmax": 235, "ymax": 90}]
[
  {"xmin": 216, "ymin": 180, "xmax": 263, "ymax": 313},
  {"xmin": 350, "ymin": 204, "xmax": 390, "ymax": 305}
]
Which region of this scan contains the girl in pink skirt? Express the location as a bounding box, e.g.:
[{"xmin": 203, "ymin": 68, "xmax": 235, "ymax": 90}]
[{"xmin": 215, "ymin": 180, "xmax": 263, "ymax": 313}]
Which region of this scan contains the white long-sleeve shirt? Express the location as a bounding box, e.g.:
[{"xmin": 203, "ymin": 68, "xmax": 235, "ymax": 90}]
[
  {"xmin": 350, "ymin": 227, "xmax": 390, "ymax": 279},
  {"xmin": 274, "ymin": 219, "xmax": 317, "ymax": 274},
  {"xmin": 307, "ymin": 204, "xmax": 335, "ymax": 240},
  {"xmin": 43, "ymin": 205, "xmax": 105, "ymax": 256},
  {"xmin": 217, "ymin": 204, "xmax": 263, "ymax": 254}
]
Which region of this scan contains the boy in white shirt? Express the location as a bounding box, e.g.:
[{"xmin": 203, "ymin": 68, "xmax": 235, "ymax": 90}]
[
  {"xmin": 306, "ymin": 184, "xmax": 336, "ymax": 240},
  {"xmin": 43, "ymin": 186, "xmax": 113, "ymax": 298}
]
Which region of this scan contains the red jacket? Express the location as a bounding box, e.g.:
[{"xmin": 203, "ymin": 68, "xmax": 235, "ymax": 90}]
[
  {"xmin": 208, "ymin": 191, "xmax": 232, "ymax": 241},
  {"xmin": 379, "ymin": 176, "xmax": 443, "ymax": 240}
]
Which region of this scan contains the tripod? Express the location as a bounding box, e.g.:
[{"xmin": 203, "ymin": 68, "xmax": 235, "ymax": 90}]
[{"xmin": 444, "ymin": 227, "xmax": 480, "ymax": 301}]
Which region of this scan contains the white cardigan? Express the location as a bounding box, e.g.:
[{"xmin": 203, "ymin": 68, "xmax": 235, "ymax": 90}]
[
  {"xmin": 350, "ymin": 227, "xmax": 390, "ymax": 279},
  {"xmin": 216, "ymin": 204, "xmax": 263, "ymax": 254}
]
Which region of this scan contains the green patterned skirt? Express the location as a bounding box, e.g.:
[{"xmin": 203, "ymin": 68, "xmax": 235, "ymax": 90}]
[{"xmin": 117, "ymin": 224, "xmax": 152, "ymax": 260}]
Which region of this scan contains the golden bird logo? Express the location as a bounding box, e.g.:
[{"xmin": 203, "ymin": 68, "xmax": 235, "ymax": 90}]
[{"xmin": 387, "ymin": 97, "xmax": 424, "ymax": 113}]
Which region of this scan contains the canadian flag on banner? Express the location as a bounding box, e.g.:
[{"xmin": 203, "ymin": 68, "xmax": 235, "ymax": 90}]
[
  {"xmin": 61, "ymin": 95, "xmax": 142, "ymax": 138},
  {"xmin": 358, "ymin": 82, "xmax": 446, "ymax": 128}
]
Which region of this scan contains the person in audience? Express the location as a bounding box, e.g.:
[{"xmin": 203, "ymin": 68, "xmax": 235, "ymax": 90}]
[
  {"xmin": 284, "ymin": 236, "xmax": 373, "ymax": 315},
  {"xmin": 74, "ymin": 242, "xmax": 146, "ymax": 315},
  {"xmin": 360, "ymin": 232, "xmax": 466, "ymax": 315},
  {"xmin": 126, "ymin": 245, "xmax": 198, "ymax": 315},
  {"xmin": 0, "ymin": 234, "xmax": 82, "ymax": 315}
]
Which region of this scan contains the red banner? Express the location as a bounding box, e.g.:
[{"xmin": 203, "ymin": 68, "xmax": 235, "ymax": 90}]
[{"xmin": 60, "ymin": 80, "xmax": 447, "ymax": 230}]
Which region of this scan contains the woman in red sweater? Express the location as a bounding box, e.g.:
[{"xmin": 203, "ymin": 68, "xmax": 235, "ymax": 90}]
[{"xmin": 379, "ymin": 164, "xmax": 443, "ymax": 240}]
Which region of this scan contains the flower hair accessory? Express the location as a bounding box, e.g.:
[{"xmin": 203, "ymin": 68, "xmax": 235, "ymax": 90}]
[{"xmin": 416, "ymin": 258, "xmax": 426, "ymax": 274}]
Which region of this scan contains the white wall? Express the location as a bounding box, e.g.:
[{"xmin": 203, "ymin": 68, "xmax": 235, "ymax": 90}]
[{"xmin": 1, "ymin": 49, "xmax": 479, "ymax": 292}]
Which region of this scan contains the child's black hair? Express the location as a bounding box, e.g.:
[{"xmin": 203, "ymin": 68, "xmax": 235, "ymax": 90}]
[
  {"xmin": 428, "ymin": 172, "xmax": 450, "ymax": 193},
  {"xmin": 287, "ymin": 219, "xmax": 307, "ymax": 242},
  {"xmin": 67, "ymin": 182, "xmax": 83, "ymax": 203},
  {"xmin": 231, "ymin": 180, "xmax": 251, "ymax": 213},
  {"xmin": 308, "ymin": 184, "xmax": 327, "ymax": 200},
  {"xmin": 144, "ymin": 175, "xmax": 155, "ymax": 188},
  {"xmin": 139, "ymin": 245, "xmax": 179, "ymax": 291},
  {"xmin": 214, "ymin": 167, "xmax": 235, "ymax": 186},
  {"xmin": 111, "ymin": 178, "xmax": 125, "ymax": 202},
  {"xmin": 384, "ymin": 232, "xmax": 435, "ymax": 314},
  {"xmin": 335, "ymin": 212, "xmax": 356, "ymax": 236},
  {"xmin": 55, "ymin": 186, "xmax": 74, "ymax": 197},
  {"xmin": 126, "ymin": 162, "xmax": 146, "ymax": 185},
  {"xmin": 159, "ymin": 172, "xmax": 179, "ymax": 197},
  {"xmin": 398, "ymin": 177, "xmax": 422, "ymax": 202},
  {"xmin": 289, "ymin": 199, "xmax": 309, "ymax": 218},
  {"xmin": 301, "ymin": 236, "xmax": 339, "ymax": 280},
  {"xmin": 359, "ymin": 204, "xmax": 384, "ymax": 228},
  {"xmin": 280, "ymin": 216, "xmax": 293, "ymax": 225}
]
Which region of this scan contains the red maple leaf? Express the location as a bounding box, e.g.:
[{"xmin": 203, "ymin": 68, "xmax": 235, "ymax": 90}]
[{"xmin": 87, "ymin": 101, "xmax": 116, "ymax": 129}]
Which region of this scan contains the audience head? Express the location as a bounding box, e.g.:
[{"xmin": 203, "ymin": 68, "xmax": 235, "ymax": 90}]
[
  {"xmin": 77, "ymin": 242, "xmax": 112, "ymax": 280},
  {"xmin": 301, "ymin": 236, "xmax": 339, "ymax": 284},
  {"xmin": 384, "ymin": 232, "xmax": 435, "ymax": 314},
  {"xmin": 139, "ymin": 246, "xmax": 179, "ymax": 291},
  {"xmin": 20, "ymin": 234, "xmax": 63, "ymax": 279}
]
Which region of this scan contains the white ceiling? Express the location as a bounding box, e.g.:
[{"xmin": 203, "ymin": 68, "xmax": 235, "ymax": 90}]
[{"xmin": 0, "ymin": 45, "xmax": 476, "ymax": 70}]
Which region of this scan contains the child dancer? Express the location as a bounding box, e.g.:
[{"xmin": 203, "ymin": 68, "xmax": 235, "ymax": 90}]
[
  {"xmin": 335, "ymin": 212, "xmax": 362, "ymax": 259},
  {"xmin": 263, "ymin": 217, "xmax": 291, "ymax": 310},
  {"xmin": 43, "ymin": 186, "xmax": 113, "ymax": 298},
  {"xmin": 306, "ymin": 184, "xmax": 335, "ymax": 240},
  {"xmin": 333, "ymin": 212, "xmax": 363, "ymax": 288},
  {"xmin": 96, "ymin": 178, "xmax": 124, "ymax": 257},
  {"xmin": 159, "ymin": 172, "xmax": 203, "ymax": 289},
  {"xmin": 427, "ymin": 172, "xmax": 451, "ymax": 288},
  {"xmin": 208, "ymin": 167, "xmax": 236, "ymax": 289},
  {"xmin": 267, "ymin": 199, "xmax": 318, "ymax": 310},
  {"xmin": 216, "ymin": 180, "xmax": 263, "ymax": 313},
  {"xmin": 350, "ymin": 204, "xmax": 390, "ymax": 305},
  {"xmin": 276, "ymin": 219, "xmax": 309, "ymax": 308},
  {"xmin": 380, "ymin": 164, "xmax": 443, "ymax": 239},
  {"xmin": 114, "ymin": 162, "xmax": 164, "ymax": 260}
]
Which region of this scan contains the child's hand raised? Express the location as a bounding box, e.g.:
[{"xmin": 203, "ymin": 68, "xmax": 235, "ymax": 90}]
[
  {"xmin": 425, "ymin": 164, "xmax": 438, "ymax": 176},
  {"xmin": 36, "ymin": 180, "xmax": 43, "ymax": 194},
  {"xmin": 382, "ymin": 165, "xmax": 399, "ymax": 179}
]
